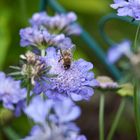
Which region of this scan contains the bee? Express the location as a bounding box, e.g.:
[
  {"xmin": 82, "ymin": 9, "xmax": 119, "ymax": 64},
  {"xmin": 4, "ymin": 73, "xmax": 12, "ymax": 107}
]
[{"xmin": 59, "ymin": 48, "xmax": 74, "ymax": 70}]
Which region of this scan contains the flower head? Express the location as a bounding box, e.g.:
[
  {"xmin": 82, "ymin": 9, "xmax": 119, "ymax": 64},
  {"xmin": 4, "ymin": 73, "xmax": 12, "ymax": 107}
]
[
  {"xmin": 50, "ymin": 98, "xmax": 81, "ymax": 124},
  {"xmin": 96, "ymin": 76, "xmax": 118, "ymax": 89},
  {"xmin": 20, "ymin": 27, "xmax": 66, "ymax": 49},
  {"xmin": 30, "ymin": 12, "xmax": 81, "ymax": 36},
  {"xmin": 107, "ymin": 40, "xmax": 132, "ymax": 63},
  {"xmin": 29, "ymin": 12, "xmax": 50, "ymax": 27},
  {"xmin": 35, "ymin": 47, "xmax": 98, "ymax": 101},
  {"xmin": 22, "ymin": 123, "xmax": 86, "ymax": 140},
  {"xmin": 111, "ymin": 0, "xmax": 140, "ymax": 20},
  {"xmin": 19, "ymin": 27, "xmax": 75, "ymax": 52},
  {"xmin": 22, "ymin": 96, "xmax": 86, "ymax": 140},
  {"xmin": 24, "ymin": 96, "xmax": 81, "ymax": 124},
  {"xmin": 0, "ymin": 72, "xmax": 26, "ymax": 110},
  {"xmin": 20, "ymin": 51, "xmax": 48, "ymax": 85},
  {"xmin": 24, "ymin": 96, "xmax": 53, "ymax": 124}
]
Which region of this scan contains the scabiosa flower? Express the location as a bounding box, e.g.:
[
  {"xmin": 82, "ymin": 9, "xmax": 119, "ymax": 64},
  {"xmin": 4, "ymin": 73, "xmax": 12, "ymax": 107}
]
[
  {"xmin": 96, "ymin": 76, "xmax": 118, "ymax": 89},
  {"xmin": 22, "ymin": 123, "xmax": 87, "ymax": 140},
  {"xmin": 58, "ymin": 37, "xmax": 75, "ymax": 50},
  {"xmin": 20, "ymin": 27, "xmax": 66, "ymax": 49},
  {"xmin": 14, "ymin": 100, "xmax": 26, "ymax": 117},
  {"xmin": 36, "ymin": 47, "xmax": 98, "ymax": 101},
  {"xmin": 20, "ymin": 27, "xmax": 75, "ymax": 52},
  {"xmin": 29, "ymin": 12, "xmax": 50, "ymax": 27},
  {"xmin": 24, "ymin": 96, "xmax": 81, "ymax": 124},
  {"xmin": 107, "ymin": 40, "xmax": 132, "ymax": 63},
  {"xmin": 50, "ymin": 98, "xmax": 81, "ymax": 124},
  {"xmin": 30, "ymin": 12, "xmax": 81, "ymax": 36},
  {"xmin": 11, "ymin": 51, "xmax": 52, "ymax": 88},
  {"xmin": 20, "ymin": 51, "xmax": 49, "ymax": 85},
  {"xmin": 131, "ymin": 0, "xmax": 140, "ymax": 20},
  {"xmin": 22, "ymin": 96, "xmax": 86, "ymax": 140},
  {"xmin": 111, "ymin": 0, "xmax": 140, "ymax": 20},
  {"xmin": 0, "ymin": 72, "xmax": 26, "ymax": 110},
  {"xmin": 24, "ymin": 96, "xmax": 53, "ymax": 124}
]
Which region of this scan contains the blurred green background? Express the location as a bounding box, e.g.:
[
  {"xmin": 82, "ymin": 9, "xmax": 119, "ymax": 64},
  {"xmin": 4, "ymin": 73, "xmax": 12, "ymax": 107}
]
[{"xmin": 0, "ymin": 0, "xmax": 137, "ymax": 140}]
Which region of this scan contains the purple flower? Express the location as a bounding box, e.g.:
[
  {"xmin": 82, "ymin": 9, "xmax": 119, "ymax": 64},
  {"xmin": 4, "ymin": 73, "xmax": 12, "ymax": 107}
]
[
  {"xmin": 22, "ymin": 96, "xmax": 86, "ymax": 140},
  {"xmin": 58, "ymin": 37, "xmax": 75, "ymax": 50},
  {"xmin": 20, "ymin": 27, "xmax": 66, "ymax": 49},
  {"xmin": 111, "ymin": 0, "xmax": 140, "ymax": 20},
  {"xmin": 14, "ymin": 100, "xmax": 26, "ymax": 117},
  {"xmin": 50, "ymin": 98, "xmax": 81, "ymax": 123},
  {"xmin": 24, "ymin": 96, "xmax": 81, "ymax": 124},
  {"xmin": 30, "ymin": 12, "xmax": 81, "ymax": 36},
  {"xmin": 20, "ymin": 27, "xmax": 74, "ymax": 51},
  {"xmin": 96, "ymin": 76, "xmax": 118, "ymax": 89},
  {"xmin": 22, "ymin": 123, "xmax": 86, "ymax": 140},
  {"xmin": 38, "ymin": 47, "xmax": 98, "ymax": 101},
  {"xmin": 24, "ymin": 96, "xmax": 53, "ymax": 124},
  {"xmin": 76, "ymin": 135, "xmax": 87, "ymax": 140},
  {"xmin": 29, "ymin": 12, "xmax": 50, "ymax": 27},
  {"xmin": 0, "ymin": 72, "xmax": 26, "ymax": 110},
  {"xmin": 107, "ymin": 40, "xmax": 132, "ymax": 63},
  {"xmin": 131, "ymin": 0, "xmax": 140, "ymax": 20}
]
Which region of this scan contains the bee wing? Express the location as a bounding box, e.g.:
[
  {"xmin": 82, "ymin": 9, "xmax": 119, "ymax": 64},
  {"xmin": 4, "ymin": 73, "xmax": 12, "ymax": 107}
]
[
  {"xmin": 71, "ymin": 44, "xmax": 76, "ymax": 53},
  {"xmin": 59, "ymin": 44, "xmax": 75, "ymax": 58}
]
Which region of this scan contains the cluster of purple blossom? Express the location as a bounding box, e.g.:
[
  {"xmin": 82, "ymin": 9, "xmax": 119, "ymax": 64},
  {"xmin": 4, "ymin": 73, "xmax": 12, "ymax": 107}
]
[
  {"xmin": 107, "ymin": 39, "xmax": 140, "ymax": 80},
  {"xmin": 107, "ymin": 39, "xmax": 140, "ymax": 65},
  {"xmin": 22, "ymin": 97, "xmax": 86, "ymax": 140},
  {"xmin": 1, "ymin": 1, "xmax": 136, "ymax": 139},
  {"xmin": 111, "ymin": 0, "xmax": 140, "ymax": 20},
  {"xmin": 109, "ymin": 0, "xmax": 140, "ymax": 76},
  {"xmin": 107, "ymin": 40, "xmax": 132, "ymax": 64},
  {"xmin": 0, "ymin": 11, "xmax": 101, "ymax": 140},
  {"xmin": 18, "ymin": 12, "xmax": 99, "ymax": 102}
]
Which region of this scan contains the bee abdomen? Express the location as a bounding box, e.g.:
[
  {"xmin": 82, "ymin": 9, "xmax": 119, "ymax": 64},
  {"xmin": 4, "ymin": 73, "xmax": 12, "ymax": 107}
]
[{"xmin": 64, "ymin": 64, "xmax": 71, "ymax": 70}]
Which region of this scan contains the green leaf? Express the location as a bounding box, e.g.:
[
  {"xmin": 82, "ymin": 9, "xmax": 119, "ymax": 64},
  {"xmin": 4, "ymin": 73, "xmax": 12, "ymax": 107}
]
[{"xmin": 117, "ymin": 83, "xmax": 134, "ymax": 97}]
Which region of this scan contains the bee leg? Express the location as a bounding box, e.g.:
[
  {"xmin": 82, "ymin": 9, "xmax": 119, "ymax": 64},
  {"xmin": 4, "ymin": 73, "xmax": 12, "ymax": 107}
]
[{"xmin": 58, "ymin": 57, "xmax": 63, "ymax": 62}]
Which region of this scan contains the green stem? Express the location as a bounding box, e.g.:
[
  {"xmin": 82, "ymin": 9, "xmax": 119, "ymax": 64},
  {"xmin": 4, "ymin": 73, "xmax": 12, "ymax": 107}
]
[
  {"xmin": 3, "ymin": 126, "xmax": 20, "ymax": 140},
  {"xmin": 107, "ymin": 98, "xmax": 126, "ymax": 140},
  {"xmin": 41, "ymin": 49, "xmax": 46, "ymax": 100},
  {"xmin": 134, "ymin": 82, "xmax": 140, "ymax": 140},
  {"xmin": 41, "ymin": 49, "xmax": 46, "ymax": 57},
  {"xmin": 99, "ymin": 94, "xmax": 105, "ymax": 140},
  {"xmin": 134, "ymin": 23, "xmax": 140, "ymax": 50},
  {"xmin": 26, "ymin": 79, "xmax": 31, "ymax": 105}
]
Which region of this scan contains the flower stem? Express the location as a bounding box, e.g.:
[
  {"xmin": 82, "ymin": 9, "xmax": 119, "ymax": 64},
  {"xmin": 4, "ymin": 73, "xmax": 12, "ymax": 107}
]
[
  {"xmin": 41, "ymin": 49, "xmax": 46, "ymax": 100},
  {"xmin": 107, "ymin": 98, "xmax": 126, "ymax": 140},
  {"xmin": 134, "ymin": 23, "xmax": 140, "ymax": 50},
  {"xmin": 134, "ymin": 81, "xmax": 140, "ymax": 140},
  {"xmin": 3, "ymin": 126, "xmax": 20, "ymax": 140},
  {"xmin": 26, "ymin": 79, "xmax": 31, "ymax": 105},
  {"xmin": 99, "ymin": 93, "xmax": 105, "ymax": 140},
  {"xmin": 41, "ymin": 49, "xmax": 46, "ymax": 57}
]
